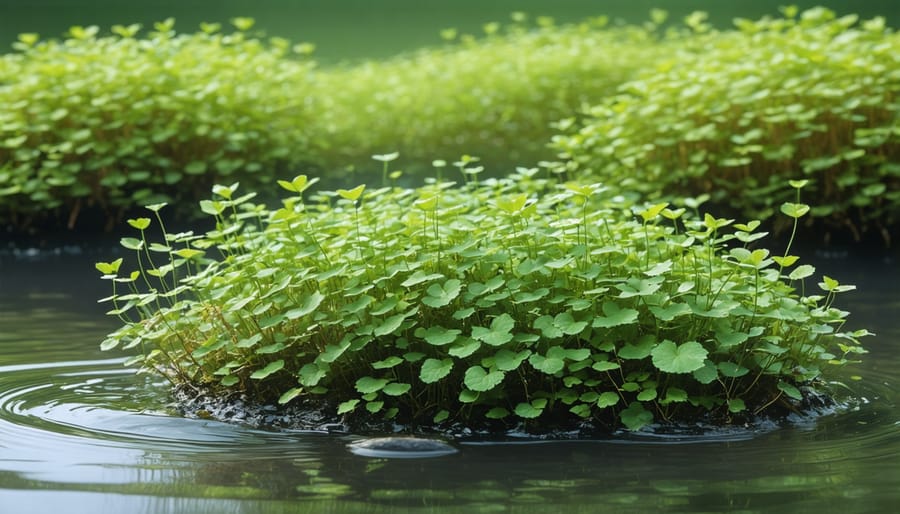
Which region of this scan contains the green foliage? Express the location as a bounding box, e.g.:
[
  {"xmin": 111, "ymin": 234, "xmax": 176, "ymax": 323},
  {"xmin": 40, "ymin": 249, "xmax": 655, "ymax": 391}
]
[
  {"xmin": 97, "ymin": 163, "xmax": 868, "ymax": 431},
  {"xmin": 551, "ymin": 7, "xmax": 900, "ymax": 239},
  {"xmin": 308, "ymin": 14, "xmax": 669, "ymax": 171},
  {"xmin": 0, "ymin": 14, "xmax": 668, "ymax": 229},
  {"xmin": 0, "ymin": 19, "xmax": 316, "ymax": 227},
  {"xmin": 4, "ymin": 8, "xmax": 897, "ymax": 241}
]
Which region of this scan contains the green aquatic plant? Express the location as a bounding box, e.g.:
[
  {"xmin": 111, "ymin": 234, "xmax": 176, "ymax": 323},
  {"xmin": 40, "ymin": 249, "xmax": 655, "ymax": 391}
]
[
  {"xmin": 97, "ymin": 163, "xmax": 868, "ymax": 431},
  {"xmin": 0, "ymin": 13, "xmax": 671, "ymax": 230},
  {"xmin": 551, "ymin": 6, "xmax": 900, "ymax": 241},
  {"xmin": 0, "ymin": 18, "xmax": 316, "ymax": 229},
  {"xmin": 307, "ymin": 12, "xmax": 672, "ymax": 172}
]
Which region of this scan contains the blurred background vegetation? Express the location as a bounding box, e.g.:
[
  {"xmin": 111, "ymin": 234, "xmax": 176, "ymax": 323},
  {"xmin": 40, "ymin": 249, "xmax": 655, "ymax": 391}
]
[{"xmin": 2, "ymin": 0, "xmax": 897, "ymax": 63}]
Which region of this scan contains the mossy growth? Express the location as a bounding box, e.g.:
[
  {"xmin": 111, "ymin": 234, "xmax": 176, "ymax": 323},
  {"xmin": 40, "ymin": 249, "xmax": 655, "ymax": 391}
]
[
  {"xmin": 551, "ymin": 7, "xmax": 900, "ymax": 242},
  {"xmin": 97, "ymin": 163, "xmax": 868, "ymax": 432}
]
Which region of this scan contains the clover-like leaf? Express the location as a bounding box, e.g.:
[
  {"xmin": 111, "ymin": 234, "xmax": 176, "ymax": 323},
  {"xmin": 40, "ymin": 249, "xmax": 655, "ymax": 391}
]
[
  {"xmin": 250, "ymin": 359, "xmax": 284, "ymax": 380},
  {"xmin": 780, "ymin": 202, "xmax": 810, "ymax": 219},
  {"xmin": 337, "ymin": 184, "xmax": 365, "ymax": 202},
  {"xmin": 337, "ymin": 399, "xmax": 359, "ymax": 415},
  {"xmin": 416, "ymin": 325, "xmax": 461, "ymax": 346},
  {"xmin": 514, "ymin": 398, "xmax": 547, "ymax": 419},
  {"xmin": 448, "ymin": 338, "xmax": 480, "ymax": 358},
  {"xmin": 692, "ymin": 360, "xmax": 718, "ymax": 384},
  {"xmin": 355, "ymin": 376, "xmax": 388, "ymax": 394},
  {"xmin": 95, "ymin": 258, "xmax": 124, "ymax": 275},
  {"xmin": 285, "ymin": 290, "xmax": 325, "ymax": 320},
  {"xmin": 638, "ymin": 202, "xmax": 669, "ymax": 222},
  {"xmin": 648, "ymin": 302, "xmax": 691, "ymax": 321},
  {"xmin": 463, "ymin": 365, "xmax": 505, "ymax": 392},
  {"xmin": 127, "ymin": 217, "xmax": 151, "ymax": 230},
  {"xmin": 472, "ymin": 313, "xmax": 515, "ymax": 346},
  {"xmin": 620, "ymin": 401, "xmax": 653, "ymax": 430},
  {"xmin": 298, "ymin": 362, "xmax": 328, "ymax": 387},
  {"xmin": 650, "ymin": 340, "xmax": 708, "ymax": 373},
  {"xmin": 777, "ymin": 380, "xmax": 803, "ymax": 400},
  {"xmin": 596, "ymin": 391, "xmax": 620, "ymax": 408},
  {"xmin": 554, "ymin": 311, "xmax": 587, "ymax": 335},
  {"xmin": 662, "ymin": 387, "xmax": 688, "ymax": 404},
  {"xmin": 423, "ymin": 279, "xmax": 462, "ymax": 308},
  {"xmin": 372, "ymin": 356, "xmax": 404, "ymax": 369},
  {"xmin": 494, "ymin": 348, "xmax": 531, "ymax": 371},
  {"xmin": 727, "ymin": 398, "xmax": 747, "ymax": 413},
  {"xmin": 373, "ymin": 312, "xmax": 407, "ymax": 337},
  {"xmin": 401, "ymin": 270, "xmax": 444, "ymax": 288},
  {"xmin": 420, "ymin": 358, "xmax": 453, "ymax": 384},
  {"xmin": 382, "ymin": 382, "xmax": 412, "ymax": 396},
  {"xmin": 486, "ymin": 407, "xmax": 510, "ymax": 419},
  {"xmin": 529, "ymin": 352, "xmax": 564, "ymax": 375},
  {"xmin": 278, "ymin": 387, "xmax": 303, "ymax": 405},
  {"xmin": 789, "ymin": 264, "xmax": 816, "ymax": 280},
  {"xmin": 618, "ymin": 335, "xmax": 656, "ymax": 360},
  {"xmin": 534, "ymin": 315, "xmax": 563, "ymax": 338},
  {"xmin": 593, "ymin": 301, "xmax": 639, "ymax": 327},
  {"xmin": 495, "ymin": 193, "xmax": 529, "ymax": 214}
]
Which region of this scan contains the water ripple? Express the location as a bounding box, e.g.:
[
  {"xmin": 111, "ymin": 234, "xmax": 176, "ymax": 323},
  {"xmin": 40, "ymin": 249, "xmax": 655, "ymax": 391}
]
[{"xmin": 0, "ymin": 358, "xmax": 327, "ymax": 484}]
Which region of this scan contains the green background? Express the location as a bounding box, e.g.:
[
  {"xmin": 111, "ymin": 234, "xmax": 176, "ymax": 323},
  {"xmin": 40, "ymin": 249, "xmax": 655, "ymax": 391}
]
[{"xmin": 1, "ymin": 0, "xmax": 897, "ymax": 63}]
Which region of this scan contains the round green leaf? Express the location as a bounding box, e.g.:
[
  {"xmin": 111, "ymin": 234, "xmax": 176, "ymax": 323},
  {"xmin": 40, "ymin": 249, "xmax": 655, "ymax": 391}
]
[
  {"xmin": 382, "ymin": 382, "xmax": 412, "ymax": 396},
  {"xmin": 250, "ymin": 359, "xmax": 284, "ymax": 380},
  {"xmin": 464, "ymin": 365, "xmax": 505, "ymax": 392},
  {"xmin": 620, "ymin": 402, "xmax": 653, "ymax": 430},
  {"xmin": 420, "ymin": 358, "xmax": 453, "ymax": 384},
  {"xmin": 355, "ymin": 376, "xmax": 388, "ymax": 394},
  {"xmin": 651, "ymin": 340, "xmax": 708, "ymax": 373},
  {"xmin": 514, "ymin": 398, "xmax": 547, "ymax": 419}
]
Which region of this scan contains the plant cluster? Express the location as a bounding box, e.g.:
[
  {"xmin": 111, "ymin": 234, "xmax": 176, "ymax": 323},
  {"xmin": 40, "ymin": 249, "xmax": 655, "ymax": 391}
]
[
  {"xmin": 97, "ymin": 165, "xmax": 867, "ymax": 431},
  {"xmin": 308, "ymin": 13, "xmax": 670, "ymax": 172},
  {"xmin": 0, "ymin": 18, "xmax": 317, "ymax": 228},
  {"xmin": 551, "ymin": 7, "xmax": 900, "ymax": 240},
  {"xmin": 0, "ymin": 14, "xmax": 674, "ymax": 229}
]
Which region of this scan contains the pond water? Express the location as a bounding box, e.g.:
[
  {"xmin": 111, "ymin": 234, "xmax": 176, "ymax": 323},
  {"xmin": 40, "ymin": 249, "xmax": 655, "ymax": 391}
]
[{"xmin": 0, "ymin": 241, "xmax": 897, "ymax": 514}]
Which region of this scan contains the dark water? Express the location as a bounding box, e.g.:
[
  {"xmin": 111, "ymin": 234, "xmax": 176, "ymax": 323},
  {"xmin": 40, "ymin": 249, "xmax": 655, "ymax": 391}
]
[
  {"xmin": 1, "ymin": 0, "xmax": 897, "ymax": 63},
  {"xmin": 0, "ymin": 244, "xmax": 898, "ymax": 514}
]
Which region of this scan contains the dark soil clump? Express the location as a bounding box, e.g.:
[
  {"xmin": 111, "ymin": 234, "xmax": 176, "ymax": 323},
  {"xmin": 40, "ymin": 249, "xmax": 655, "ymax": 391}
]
[{"xmin": 170, "ymin": 382, "xmax": 844, "ymax": 440}]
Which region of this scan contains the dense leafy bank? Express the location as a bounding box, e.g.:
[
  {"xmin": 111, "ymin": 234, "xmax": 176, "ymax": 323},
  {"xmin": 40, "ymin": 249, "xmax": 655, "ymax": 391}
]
[
  {"xmin": 2, "ymin": 8, "xmax": 897, "ymax": 237},
  {"xmin": 307, "ymin": 14, "xmax": 669, "ymax": 171},
  {"xmin": 0, "ymin": 18, "xmax": 317, "ymax": 229},
  {"xmin": 551, "ymin": 7, "xmax": 900, "ymax": 241},
  {"xmin": 0, "ymin": 15, "xmax": 667, "ymax": 229},
  {"xmin": 97, "ymin": 170, "xmax": 868, "ymax": 431}
]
